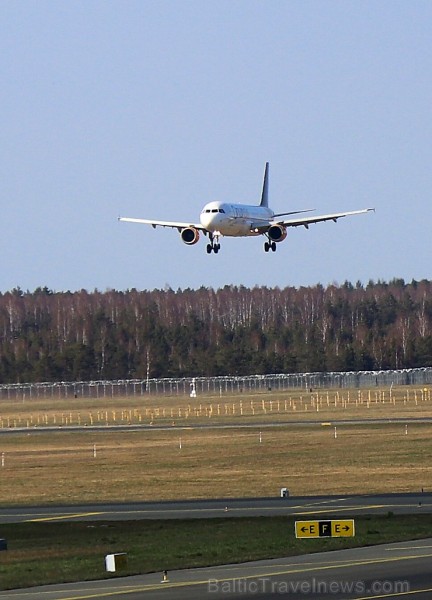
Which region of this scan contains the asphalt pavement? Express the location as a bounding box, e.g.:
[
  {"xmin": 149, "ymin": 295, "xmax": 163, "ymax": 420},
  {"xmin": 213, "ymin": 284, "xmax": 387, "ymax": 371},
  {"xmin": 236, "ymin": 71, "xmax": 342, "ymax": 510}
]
[
  {"xmin": 2, "ymin": 537, "xmax": 432, "ymax": 599},
  {"xmin": 1, "ymin": 492, "xmax": 431, "ymax": 524}
]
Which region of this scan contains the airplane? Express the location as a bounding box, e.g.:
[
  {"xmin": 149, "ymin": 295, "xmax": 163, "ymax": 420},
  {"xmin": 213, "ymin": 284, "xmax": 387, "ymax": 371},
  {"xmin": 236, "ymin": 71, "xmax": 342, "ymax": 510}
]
[{"xmin": 118, "ymin": 163, "xmax": 374, "ymax": 254}]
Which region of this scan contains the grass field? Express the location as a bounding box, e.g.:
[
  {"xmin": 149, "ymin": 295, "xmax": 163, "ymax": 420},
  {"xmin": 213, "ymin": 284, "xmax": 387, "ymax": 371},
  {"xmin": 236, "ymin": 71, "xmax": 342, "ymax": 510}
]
[
  {"xmin": 1, "ymin": 386, "xmax": 432, "ymax": 504},
  {"xmin": 2, "ymin": 515, "xmax": 432, "ymax": 590},
  {"xmin": 1, "ymin": 386, "xmax": 431, "ymax": 429}
]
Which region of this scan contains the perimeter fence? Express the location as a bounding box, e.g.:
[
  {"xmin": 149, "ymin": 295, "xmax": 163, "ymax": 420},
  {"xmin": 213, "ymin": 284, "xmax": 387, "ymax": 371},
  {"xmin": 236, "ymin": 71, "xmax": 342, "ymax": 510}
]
[{"xmin": 0, "ymin": 367, "xmax": 431, "ymax": 401}]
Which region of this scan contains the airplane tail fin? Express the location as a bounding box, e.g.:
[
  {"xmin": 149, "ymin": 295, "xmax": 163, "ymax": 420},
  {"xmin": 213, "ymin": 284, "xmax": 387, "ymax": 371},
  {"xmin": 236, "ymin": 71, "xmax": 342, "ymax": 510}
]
[{"xmin": 260, "ymin": 162, "xmax": 269, "ymax": 207}]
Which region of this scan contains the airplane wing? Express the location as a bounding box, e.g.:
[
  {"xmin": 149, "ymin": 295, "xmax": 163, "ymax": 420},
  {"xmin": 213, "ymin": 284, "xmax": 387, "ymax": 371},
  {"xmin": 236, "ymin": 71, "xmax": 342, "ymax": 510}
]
[
  {"xmin": 118, "ymin": 217, "xmax": 206, "ymax": 231},
  {"xmin": 274, "ymin": 208, "xmax": 375, "ymax": 229},
  {"xmin": 272, "ymin": 209, "xmax": 315, "ymax": 218},
  {"xmin": 250, "ymin": 208, "xmax": 374, "ymax": 233}
]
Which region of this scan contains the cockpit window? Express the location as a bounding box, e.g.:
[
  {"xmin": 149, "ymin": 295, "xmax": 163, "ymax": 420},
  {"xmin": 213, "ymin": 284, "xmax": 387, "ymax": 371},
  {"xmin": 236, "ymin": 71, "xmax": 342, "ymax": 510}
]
[{"xmin": 202, "ymin": 207, "xmax": 225, "ymax": 214}]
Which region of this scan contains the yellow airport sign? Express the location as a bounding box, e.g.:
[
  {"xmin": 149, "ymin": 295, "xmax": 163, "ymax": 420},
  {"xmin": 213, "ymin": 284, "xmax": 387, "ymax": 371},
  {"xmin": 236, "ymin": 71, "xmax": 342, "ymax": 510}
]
[{"xmin": 295, "ymin": 519, "xmax": 355, "ymax": 539}]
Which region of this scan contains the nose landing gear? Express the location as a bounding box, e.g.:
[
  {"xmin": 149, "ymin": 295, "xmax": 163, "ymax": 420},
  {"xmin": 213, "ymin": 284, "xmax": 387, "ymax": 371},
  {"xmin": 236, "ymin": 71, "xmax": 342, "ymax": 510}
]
[
  {"xmin": 206, "ymin": 233, "xmax": 221, "ymax": 254},
  {"xmin": 207, "ymin": 243, "xmax": 221, "ymax": 254}
]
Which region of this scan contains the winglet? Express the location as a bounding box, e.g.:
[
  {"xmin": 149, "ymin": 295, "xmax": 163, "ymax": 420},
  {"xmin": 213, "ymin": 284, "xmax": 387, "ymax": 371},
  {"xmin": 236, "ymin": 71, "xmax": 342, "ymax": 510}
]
[{"xmin": 260, "ymin": 162, "xmax": 269, "ymax": 207}]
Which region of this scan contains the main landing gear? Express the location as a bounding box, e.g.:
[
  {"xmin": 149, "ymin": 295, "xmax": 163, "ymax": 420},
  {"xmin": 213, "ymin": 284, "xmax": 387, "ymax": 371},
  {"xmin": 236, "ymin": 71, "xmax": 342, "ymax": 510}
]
[
  {"xmin": 264, "ymin": 240, "xmax": 277, "ymax": 252},
  {"xmin": 206, "ymin": 233, "xmax": 221, "ymax": 254}
]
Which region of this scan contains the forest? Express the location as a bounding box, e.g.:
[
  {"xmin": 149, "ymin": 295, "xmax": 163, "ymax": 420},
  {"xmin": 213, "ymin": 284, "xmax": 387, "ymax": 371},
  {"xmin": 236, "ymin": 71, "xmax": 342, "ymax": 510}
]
[{"xmin": 0, "ymin": 279, "xmax": 431, "ymax": 384}]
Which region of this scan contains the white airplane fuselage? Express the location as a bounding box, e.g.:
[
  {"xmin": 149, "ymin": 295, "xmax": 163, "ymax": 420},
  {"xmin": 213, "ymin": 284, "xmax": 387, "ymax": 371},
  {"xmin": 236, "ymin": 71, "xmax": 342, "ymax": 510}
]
[{"xmin": 200, "ymin": 201, "xmax": 274, "ymax": 237}]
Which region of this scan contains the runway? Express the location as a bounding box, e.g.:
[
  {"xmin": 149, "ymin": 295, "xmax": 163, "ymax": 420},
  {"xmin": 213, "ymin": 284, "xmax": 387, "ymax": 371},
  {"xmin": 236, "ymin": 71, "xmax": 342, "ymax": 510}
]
[
  {"xmin": 3, "ymin": 537, "xmax": 432, "ymax": 599},
  {"xmin": 1, "ymin": 492, "xmax": 431, "ymax": 524}
]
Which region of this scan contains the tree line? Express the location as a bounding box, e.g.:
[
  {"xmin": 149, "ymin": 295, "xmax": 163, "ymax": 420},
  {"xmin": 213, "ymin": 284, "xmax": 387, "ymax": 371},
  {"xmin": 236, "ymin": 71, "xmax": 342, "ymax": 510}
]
[{"xmin": 0, "ymin": 279, "xmax": 431, "ymax": 383}]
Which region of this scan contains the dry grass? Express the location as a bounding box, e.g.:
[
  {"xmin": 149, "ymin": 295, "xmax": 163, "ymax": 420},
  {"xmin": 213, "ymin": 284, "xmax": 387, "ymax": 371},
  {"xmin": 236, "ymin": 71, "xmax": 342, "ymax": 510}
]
[
  {"xmin": 1, "ymin": 421, "xmax": 431, "ymax": 505},
  {"xmin": 1, "ymin": 385, "xmax": 431, "ymax": 505},
  {"xmin": 1, "ymin": 386, "xmax": 431, "ymax": 429}
]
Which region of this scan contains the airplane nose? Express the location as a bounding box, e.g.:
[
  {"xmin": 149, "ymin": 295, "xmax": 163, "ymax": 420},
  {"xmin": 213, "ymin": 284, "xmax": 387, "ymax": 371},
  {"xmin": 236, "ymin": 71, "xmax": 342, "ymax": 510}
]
[{"xmin": 200, "ymin": 212, "xmax": 217, "ymax": 230}]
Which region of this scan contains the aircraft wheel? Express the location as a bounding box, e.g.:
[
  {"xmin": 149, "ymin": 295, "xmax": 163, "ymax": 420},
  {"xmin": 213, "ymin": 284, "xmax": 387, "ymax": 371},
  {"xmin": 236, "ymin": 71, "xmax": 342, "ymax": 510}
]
[
  {"xmin": 206, "ymin": 244, "xmax": 212, "ymax": 254},
  {"xmin": 214, "ymin": 245, "xmax": 219, "ymax": 254},
  {"xmin": 271, "ymin": 242, "xmax": 276, "ymax": 252},
  {"xmin": 264, "ymin": 242, "xmax": 270, "ymax": 252}
]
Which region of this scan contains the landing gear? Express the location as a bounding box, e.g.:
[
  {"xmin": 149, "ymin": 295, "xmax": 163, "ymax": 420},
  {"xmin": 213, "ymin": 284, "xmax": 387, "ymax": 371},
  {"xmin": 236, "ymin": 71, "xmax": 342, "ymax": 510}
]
[
  {"xmin": 206, "ymin": 233, "xmax": 221, "ymax": 254},
  {"xmin": 264, "ymin": 240, "xmax": 277, "ymax": 252}
]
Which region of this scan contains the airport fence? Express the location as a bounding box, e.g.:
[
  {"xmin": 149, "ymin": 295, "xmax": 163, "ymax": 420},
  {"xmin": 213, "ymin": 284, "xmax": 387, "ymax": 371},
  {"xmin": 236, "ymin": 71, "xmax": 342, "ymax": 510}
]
[{"xmin": 0, "ymin": 367, "xmax": 431, "ymax": 401}]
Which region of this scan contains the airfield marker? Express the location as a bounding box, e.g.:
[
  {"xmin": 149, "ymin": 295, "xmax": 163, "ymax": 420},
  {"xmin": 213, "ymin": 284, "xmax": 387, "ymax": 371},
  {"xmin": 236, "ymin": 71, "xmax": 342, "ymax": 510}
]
[
  {"xmin": 334, "ymin": 426, "xmax": 337, "ymax": 439},
  {"xmin": 1, "ymin": 453, "xmax": 4, "ymax": 468}
]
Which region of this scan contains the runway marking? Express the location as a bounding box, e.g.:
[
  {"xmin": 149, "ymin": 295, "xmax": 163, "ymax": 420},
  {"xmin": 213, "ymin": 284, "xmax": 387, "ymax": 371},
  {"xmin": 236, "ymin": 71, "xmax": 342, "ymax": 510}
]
[
  {"xmin": 3, "ymin": 499, "xmax": 430, "ymax": 524},
  {"xmin": 20, "ymin": 550, "xmax": 432, "ymax": 599},
  {"xmin": 206, "ymin": 552, "xmax": 432, "ymax": 572},
  {"xmin": 5, "ymin": 501, "xmax": 427, "ymax": 523},
  {"xmin": 112, "ymin": 499, "xmax": 426, "ymax": 515},
  {"xmin": 386, "ymin": 545, "xmax": 432, "ymax": 551},
  {"xmin": 125, "ymin": 500, "xmax": 385, "ymax": 516},
  {"xmin": 25, "ymin": 512, "xmax": 105, "ymax": 523},
  {"xmin": 294, "ymin": 503, "xmax": 387, "ymax": 514},
  {"xmin": 121, "ymin": 501, "xmax": 424, "ymax": 518},
  {"xmin": 290, "ymin": 496, "xmax": 350, "ymax": 507},
  {"xmin": 355, "ymin": 587, "xmax": 432, "ymax": 598}
]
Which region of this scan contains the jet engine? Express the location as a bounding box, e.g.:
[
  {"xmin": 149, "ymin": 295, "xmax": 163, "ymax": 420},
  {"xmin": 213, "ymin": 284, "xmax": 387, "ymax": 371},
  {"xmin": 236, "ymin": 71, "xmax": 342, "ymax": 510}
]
[
  {"xmin": 268, "ymin": 224, "xmax": 287, "ymax": 242},
  {"xmin": 181, "ymin": 227, "xmax": 200, "ymax": 245}
]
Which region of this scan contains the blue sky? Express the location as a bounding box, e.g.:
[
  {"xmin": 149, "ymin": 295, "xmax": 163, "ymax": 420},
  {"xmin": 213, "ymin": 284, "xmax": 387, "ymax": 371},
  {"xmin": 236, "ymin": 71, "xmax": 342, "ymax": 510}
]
[{"xmin": 1, "ymin": 0, "xmax": 431, "ymax": 292}]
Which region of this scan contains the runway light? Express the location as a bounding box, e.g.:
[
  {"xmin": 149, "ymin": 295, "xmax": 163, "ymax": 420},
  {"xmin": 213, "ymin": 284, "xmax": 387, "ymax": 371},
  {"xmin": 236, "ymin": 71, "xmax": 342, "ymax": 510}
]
[{"xmin": 161, "ymin": 570, "xmax": 169, "ymax": 583}]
